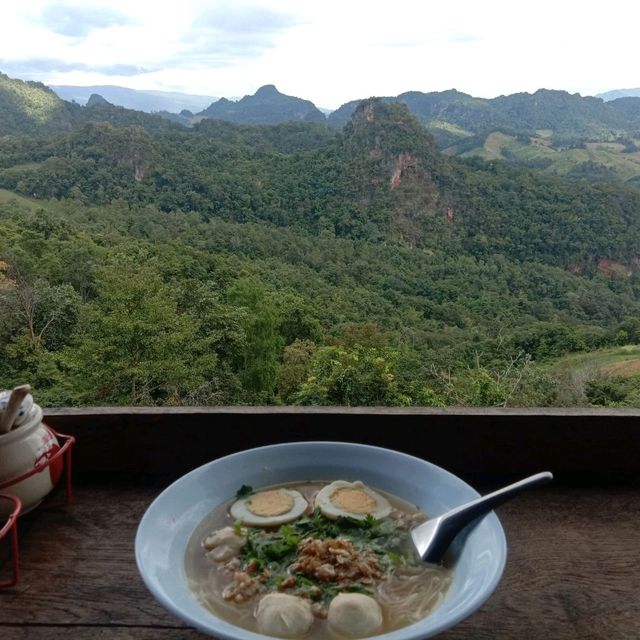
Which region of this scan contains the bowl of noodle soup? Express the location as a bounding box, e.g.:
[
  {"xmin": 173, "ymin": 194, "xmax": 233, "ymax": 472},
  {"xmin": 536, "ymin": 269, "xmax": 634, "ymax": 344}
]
[{"xmin": 136, "ymin": 442, "xmax": 506, "ymax": 640}]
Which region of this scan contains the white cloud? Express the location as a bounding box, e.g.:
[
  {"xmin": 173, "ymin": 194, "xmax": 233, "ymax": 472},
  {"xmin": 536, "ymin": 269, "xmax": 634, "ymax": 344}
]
[{"xmin": 0, "ymin": 0, "xmax": 639, "ymax": 108}]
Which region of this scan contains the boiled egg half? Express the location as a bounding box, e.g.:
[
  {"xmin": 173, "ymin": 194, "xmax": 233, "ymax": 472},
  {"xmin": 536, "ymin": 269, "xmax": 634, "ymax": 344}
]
[
  {"xmin": 315, "ymin": 480, "xmax": 392, "ymax": 520},
  {"xmin": 230, "ymin": 488, "xmax": 308, "ymax": 526}
]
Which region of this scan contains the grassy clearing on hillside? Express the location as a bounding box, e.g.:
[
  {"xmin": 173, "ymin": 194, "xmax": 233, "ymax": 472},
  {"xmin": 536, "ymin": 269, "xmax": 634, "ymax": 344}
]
[
  {"xmin": 547, "ymin": 345, "xmax": 640, "ymax": 405},
  {"xmin": 0, "ymin": 188, "xmax": 41, "ymax": 210},
  {"xmin": 3, "ymin": 162, "xmax": 42, "ymax": 171},
  {"xmin": 585, "ymin": 142, "xmax": 626, "ymax": 152},
  {"xmin": 458, "ymin": 132, "xmax": 640, "ymax": 183},
  {"xmin": 550, "ymin": 345, "xmax": 640, "ymax": 375},
  {"xmin": 428, "ymin": 119, "xmax": 473, "ymax": 137},
  {"xmin": 482, "ymin": 132, "xmax": 511, "ymax": 159},
  {"xmin": 599, "ymin": 359, "xmax": 640, "ymax": 376}
]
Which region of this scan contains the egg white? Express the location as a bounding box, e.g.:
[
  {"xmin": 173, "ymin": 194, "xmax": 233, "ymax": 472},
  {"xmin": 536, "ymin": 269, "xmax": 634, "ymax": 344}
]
[
  {"xmin": 230, "ymin": 489, "xmax": 308, "ymax": 527},
  {"xmin": 315, "ymin": 480, "xmax": 392, "ymax": 520}
]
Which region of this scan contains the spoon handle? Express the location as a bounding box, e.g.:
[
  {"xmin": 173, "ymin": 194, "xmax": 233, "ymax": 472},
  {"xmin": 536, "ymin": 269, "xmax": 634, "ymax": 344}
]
[
  {"xmin": 0, "ymin": 385, "xmax": 31, "ymax": 434},
  {"xmin": 432, "ymin": 471, "xmax": 553, "ymax": 556}
]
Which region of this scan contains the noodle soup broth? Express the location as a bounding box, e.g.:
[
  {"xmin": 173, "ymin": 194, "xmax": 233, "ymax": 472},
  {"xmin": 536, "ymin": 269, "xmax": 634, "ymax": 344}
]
[{"xmin": 185, "ymin": 480, "xmax": 453, "ymax": 639}]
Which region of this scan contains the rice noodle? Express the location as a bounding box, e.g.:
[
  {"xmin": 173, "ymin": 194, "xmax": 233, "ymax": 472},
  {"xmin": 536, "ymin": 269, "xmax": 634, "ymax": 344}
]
[
  {"xmin": 376, "ymin": 565, "xmax": 453, "ymax": 628},
  {"xmin": 189, "ymin": 566, "xmax": 256, "ymax": 628}
]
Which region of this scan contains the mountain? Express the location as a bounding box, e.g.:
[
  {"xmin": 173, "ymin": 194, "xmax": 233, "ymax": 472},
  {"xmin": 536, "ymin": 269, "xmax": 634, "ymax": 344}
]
[
  {"xmin": 3, "ymin": 96, "xmax": 640, "ymax": 406},
  {"xmin": 326, "ymin": 89, "xmax": 640, "ymax": 184},
  {"xmin": 329, "ymin": 89, "xmax": 640, "ymax": 139},
  {"xmin": 3, "ymin": 67, "xmax": 640, "ymax": 188},
  {"xmin": 440, "ymin": 94, "xmax": 640, "ymax": 185},
  {"xmin": 86, "ymin": 93, "xmax": 110, "ymax": 107},
  {"xmin": 328, "ymin": 89, "xmax": 493, "ymax": 133},
  {"xmin": 3, "ymin": 95, "xmax": 640, "ymax": 269},
  {"xmin": 51, "ymin": 84, "xmax": 218, "ymax": 113},
  {"xmin": 0, "ymin": 72, "xmax": 77, "ymax": 134},
  {"xmin": 197, "ymin": 85, "xmax": 326, "ymax": 125},
  {"xmin": 491, "ymin": 90, "xmax": 633, "ymax": 136},
  {"xmin": 598, "ymin": 88, "xmax": 640, "ymax": 101},
  {"xmin": 607, "ymin": 97, "xmax": 640, "ymax": 122},
  {"xmin": 0, "ymin": 72, "xmax": 186, "ymax": 136}
]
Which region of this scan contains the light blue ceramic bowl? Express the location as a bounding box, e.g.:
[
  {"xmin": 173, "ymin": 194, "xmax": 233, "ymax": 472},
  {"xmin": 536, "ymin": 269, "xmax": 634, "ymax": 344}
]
[{"xmin": 135, "ymin": 442, "xmax": 506, "ymax": 639}]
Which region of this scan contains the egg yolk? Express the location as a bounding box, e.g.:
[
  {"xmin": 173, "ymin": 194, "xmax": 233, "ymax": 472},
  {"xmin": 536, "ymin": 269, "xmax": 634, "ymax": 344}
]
[
  {"xmin": 247, "ymin": 490, "xmax": 294, "ymax": 517},
  {"xmin": 330, "ymin": 488, "xmax": 376, "ymax": 514}
]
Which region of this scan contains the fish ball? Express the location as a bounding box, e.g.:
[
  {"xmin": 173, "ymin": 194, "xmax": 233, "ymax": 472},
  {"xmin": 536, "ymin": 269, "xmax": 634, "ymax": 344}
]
[
  {"xmin": 327, "ymin": 593, "xmax": 382, "ymax": 638},
  {"xmin": 255, "ymin": 593, "xmax": 314, "ymax": 638}
]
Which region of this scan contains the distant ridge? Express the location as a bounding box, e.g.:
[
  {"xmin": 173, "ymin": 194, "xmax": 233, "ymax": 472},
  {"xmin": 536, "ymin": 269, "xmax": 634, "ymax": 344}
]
[
  {"xmin": 198, "ymin": 85, "xmax": 326, "ymax": 125},
  {"xmin": 328, "ymin": 88, "xmax": 640, "ymax": 138},
  {"xmin": 51, "ymin": 84, "xmax": 218, "ymax": 114},
  {"xmin": 597, "ymin": 88, "xmax": 640, "ymax": 101},
  {"xmin": 37, "ymin": 78, "xmax": 640, "ymax": 139},
  {"xmin": 3, "ymin": 70, "xmax": 640, "ymax": 184}
]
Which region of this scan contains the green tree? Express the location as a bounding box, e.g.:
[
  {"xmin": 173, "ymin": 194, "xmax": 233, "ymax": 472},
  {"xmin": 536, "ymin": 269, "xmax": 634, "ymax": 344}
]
[
  {"xmin": 65, "ymin": 260, "xmax": 213, "ymax": 404},
  {"xmin": 0, "ymin": 259, "xmax": 81, "ymax": 400},
  {"xmin": 331, "ymin": 322, "xmax": 387, "ymax": 348},
  {"xmin": 276, "ymin": 294, "xmax": 322, "ymax": 346},
  {"xmin": 295, "ymin": 345, "xmax": 410, "ymax": 406},
  {"xmin": 227, "ymin": 277, "xmax": 283, "ymax": 402},
  {"xmin": 0, "ymin": 333, "xmax": 65, "ymax": 403},
  {"xmin": 175, "ymin": 278, "xmax": 246, "ymax": 404},
  {"xmin": 276, "ymin": 339, "xmax": 317, "ymax": 403},
  {"xmin": 0, "ymin": 262, "xmax": 81, "ymax": 349}
]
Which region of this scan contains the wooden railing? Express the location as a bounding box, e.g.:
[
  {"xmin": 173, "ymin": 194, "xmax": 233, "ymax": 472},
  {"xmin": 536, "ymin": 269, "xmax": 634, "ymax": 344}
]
[{"xmin": 44, "ymin": 406, "xmax": 640, "ymax": 481}]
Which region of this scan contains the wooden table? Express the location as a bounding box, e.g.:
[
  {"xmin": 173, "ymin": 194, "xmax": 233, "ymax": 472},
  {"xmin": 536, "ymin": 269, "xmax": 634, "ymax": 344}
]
[{"xmin": 2, "ymin": 408, "xmax": 640, "ymax": 639}]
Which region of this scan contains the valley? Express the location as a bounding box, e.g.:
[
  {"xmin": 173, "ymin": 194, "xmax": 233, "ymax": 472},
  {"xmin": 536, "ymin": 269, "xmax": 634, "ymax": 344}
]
[{"xmin": 1, "ymin": 72, "xmax": 640, "ymax": 407}]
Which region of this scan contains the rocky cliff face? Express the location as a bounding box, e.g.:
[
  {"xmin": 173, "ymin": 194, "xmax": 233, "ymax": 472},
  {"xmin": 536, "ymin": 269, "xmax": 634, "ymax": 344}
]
[
  {"xmin": 343, "ymin": 99, "xmax": 449, "ymax": 246},
  {"xmin": 390, "ymin": 152, "xmax": 418, "ymax": 190}
]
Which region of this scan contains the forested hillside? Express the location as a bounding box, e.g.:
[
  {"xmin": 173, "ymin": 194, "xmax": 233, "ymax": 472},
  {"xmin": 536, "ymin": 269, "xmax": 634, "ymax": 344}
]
[
  {"xmin": 2, "ymin": 91, "xmax": 640, "ymax": 407},
  {"xmin": 0, "ymin": 72, "xmax": 181, "ymax": 136},
  {"xmin": 5, "ymin": 71, "xmax": 640, "ymax": 187},
  {"xmin": 329, "ymin": 89, "xmax": 640, "ymax": 185}
]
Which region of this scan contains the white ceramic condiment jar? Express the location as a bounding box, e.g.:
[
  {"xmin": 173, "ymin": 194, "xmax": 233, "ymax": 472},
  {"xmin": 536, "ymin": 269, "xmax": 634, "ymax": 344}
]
[{"xmin": 0, "ymin": 404, "xmax": 63, "ymax": 516}]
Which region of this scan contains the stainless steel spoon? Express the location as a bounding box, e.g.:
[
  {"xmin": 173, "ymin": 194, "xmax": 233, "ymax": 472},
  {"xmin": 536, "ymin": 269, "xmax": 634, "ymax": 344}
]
[
  {"xmin": 411, "ymin": 471, "xmax": 553, "ymax": 564},
  {"xmin": 0, "ymin": 384, "xmax": 31, "ymax": 435}
]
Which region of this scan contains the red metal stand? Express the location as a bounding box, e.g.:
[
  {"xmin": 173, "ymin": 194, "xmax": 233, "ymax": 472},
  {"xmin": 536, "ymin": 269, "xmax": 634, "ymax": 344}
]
[
  {"xmin": 0, "ymin": 494, "xmax": 21, "ymax": 588},
  {"xmin": 0, "ymin": 428, "xmax": 75, "ymax": 506},
  {"xmin": 0, "ymin": 428, "xmax": 75, "ymax": 587}
]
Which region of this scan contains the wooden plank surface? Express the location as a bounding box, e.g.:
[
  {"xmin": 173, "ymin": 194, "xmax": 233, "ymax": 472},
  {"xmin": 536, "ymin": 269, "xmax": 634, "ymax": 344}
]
[{"xmin": 1, "ymin": 481, "xmax": 639, "ymax": 639}]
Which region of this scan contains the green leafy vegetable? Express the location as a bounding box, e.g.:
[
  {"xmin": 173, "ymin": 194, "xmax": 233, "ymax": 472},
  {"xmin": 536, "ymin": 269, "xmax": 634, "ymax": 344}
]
[
  {"xmin": 235, "ymin": 485, "xmax": 253, "ymax": 499},
  {"xmin": 235, "ymin": 507, "xmax": 419, "ymax": 604}
]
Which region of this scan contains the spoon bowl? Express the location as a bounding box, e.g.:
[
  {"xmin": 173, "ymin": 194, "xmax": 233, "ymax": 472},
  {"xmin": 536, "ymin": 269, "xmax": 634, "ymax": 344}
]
[{"xmin": 411, "ymin": 471, "xmax": 553, "ymax": 563}]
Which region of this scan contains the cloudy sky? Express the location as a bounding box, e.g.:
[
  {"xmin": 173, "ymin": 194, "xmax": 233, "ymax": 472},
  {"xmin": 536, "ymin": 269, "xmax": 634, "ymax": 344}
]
[{"xmin": 1, "ymin": 0, "xmax": 638, "ymax": 109}]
